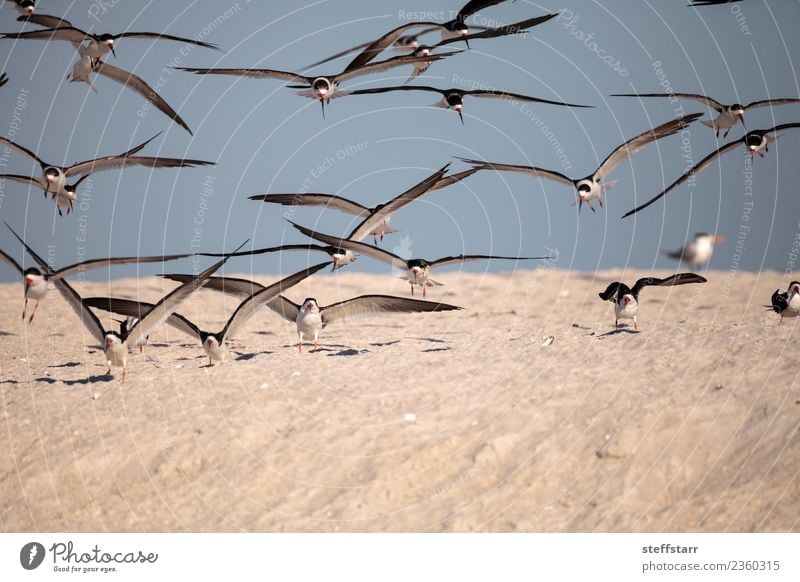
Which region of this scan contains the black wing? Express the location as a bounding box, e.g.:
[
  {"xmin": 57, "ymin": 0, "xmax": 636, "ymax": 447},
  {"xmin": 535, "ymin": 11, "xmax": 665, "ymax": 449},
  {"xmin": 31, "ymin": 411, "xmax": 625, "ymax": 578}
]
[
  {"xmin": 621, "ymin": 137, "xmax": 743, "ymax": 219},
  {"xmin": 437, "ymin": 13, "xmax": 558, "ymax": 47},
  {"xmin": 113, "ymin": 31, "xmax": 220, "ymax": 50},
  {"xmin": 771, "ymin": 290, "xmax": 789, "ymax": 314},
  {"xmin": 630, "ymin": 273, "xmax": 707, "ymax": 297},
  {"xmin": 598, "ymin": 282, "xmax": 629, "ymax": 302}
]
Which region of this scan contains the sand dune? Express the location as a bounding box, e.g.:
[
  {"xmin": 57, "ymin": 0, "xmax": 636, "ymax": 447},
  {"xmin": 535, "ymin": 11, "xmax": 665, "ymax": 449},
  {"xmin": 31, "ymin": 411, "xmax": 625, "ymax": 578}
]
[{"xmin": 0, "ymin": 268, "xmax": 797, "ymax": 532}]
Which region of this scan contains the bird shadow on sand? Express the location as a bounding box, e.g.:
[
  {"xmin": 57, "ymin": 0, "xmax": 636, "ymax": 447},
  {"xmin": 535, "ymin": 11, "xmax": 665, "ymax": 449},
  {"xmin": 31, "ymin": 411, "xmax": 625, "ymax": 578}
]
[
  {"xmin": 233, "ymin": 350, "xmax": 274, "ymax": 362},
  {"xmin": 49, "ymin": 361, "xmax": 81, "ymax": 368},
  {"xmin": 598, "ymin": 327, "xmax": 640, "ymax": 337},
  {"xmin": 422, "ymin": 347, "xmax": 451, "ymax": 353},
  {"xmin": 326, "ymin": 348, "xmax": 369, "ymax": 357},
  {"xmin": 370, "ymin": 339, "xmax": 401, "ymax": 347},
  {"xmin": 35, "ymin": 374, "xmax": 114, "ymax": 385},
  {"xmin": 413, "ymin": 337, "xmax": 447, "ymax": 344},
  {"xmin": 0, "ymin": 330, "xmax": 15, "ymax": 337}
]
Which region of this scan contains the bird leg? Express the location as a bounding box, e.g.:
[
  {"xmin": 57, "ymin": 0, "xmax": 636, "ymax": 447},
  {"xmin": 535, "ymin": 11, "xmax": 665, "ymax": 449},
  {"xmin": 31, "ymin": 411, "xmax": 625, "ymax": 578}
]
[
  {"xmin": 21, "ymin": 298, "xmax": 28, "ymax": 320},
  {"xmin": 423, "ymin": 284, "xmax": 427, "ymax": 298},
  {"xmin": 598, "ymin": 196, "xmax": 604, "ymax": 208},
  {"xmin": 28, "ymin": 301, "xmax": 39, "ymax": 323},
  {"xmin": 313, "ymin": 340, "xmax": 318, "ymax": 353},
  {"xmin": 120, "ymin": 368, "xmax": 127, "ymax": 384},
  {"xmin": 615, "ymin": 319, "xmax": 618, "ymax": 328},
  {"xmin": 106, "ymin": 365, "xmax": 112, "ymax": 376},
  {"xmin": 208, "ymin": 357, "xmax": 214, "ymax": 366},
  {"xmin": 634, "ymin": 317, "xmax": 639, "ymax": 331},
  {"xmin": 410, "ymin": 283, "xmax": 415, "ymax": 296},
  {"xmin": 723, "ymin": 128, "xmax": 731, "ymax": 138}
]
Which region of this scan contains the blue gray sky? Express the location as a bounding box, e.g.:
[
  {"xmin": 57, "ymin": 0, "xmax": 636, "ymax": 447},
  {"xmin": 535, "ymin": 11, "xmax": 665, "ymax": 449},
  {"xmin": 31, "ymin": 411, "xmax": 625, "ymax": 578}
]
[{"xmin": 1, "ymin": 0, "xmax": 799, "ymax": 282}]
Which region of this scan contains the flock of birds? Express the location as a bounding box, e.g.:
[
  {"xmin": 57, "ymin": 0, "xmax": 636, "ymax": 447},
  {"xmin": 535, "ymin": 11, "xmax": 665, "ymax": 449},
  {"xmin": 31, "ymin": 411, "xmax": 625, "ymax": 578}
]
[{"xmin": 1, "ymin": 0, "xmax": 799, "ymax": 383}]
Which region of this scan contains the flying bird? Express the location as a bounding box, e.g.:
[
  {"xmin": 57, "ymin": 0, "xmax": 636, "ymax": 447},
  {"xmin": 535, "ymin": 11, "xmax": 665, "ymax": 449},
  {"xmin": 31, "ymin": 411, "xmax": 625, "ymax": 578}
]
[
  {"xmin": 266, "ymin": 295, "xmax": 463, "ymax": 352},
  {"xmin": 770, "ymin": 281, "xmax": 800, "ymax": 323},
  {"xmin": 2, "ymin": 221, "xmax": 205, "ymax": 322},
  {"xmin": 84, "ymin": 262, "xmax": 329, "ymax": 366},
  {"xmin": 663, "ymin": 233, "xmax": 724, "ymax": 267},
  {"xmin": 349, "ymin": 84, "xmax": 590, "ymax": 124},
  {"xmin": 60, "ymin": 244, "xmax": 244, "ymax": 382},
  {"xmin": 65, "ymin": 46, "xmax": 195, "ymax": 133},
  {"xmin": 310, "ymin": 13, "xmax": 557, "ymax": 83},
  {"xmin": 176, "ymin": 51, "xmax": 454, "ymax": 117},
  {"xmin": 290, "ymin": 220, "xmax": 550, "ymax": 297},
  {"xmin": 622, "ymin": 122, "xmax": 800, "ymax": 218},
  {"xmin": 460, "ymin": 113, "xmax": 702, "ymax": 212},
  {"xmin": 2, "ymin": 14, "xmax": 220, "ymax": 64},
  {"xmin": 0, "ymin": 133, "xmax": 213, "ymax": 213},
  {"xmin": 598, "ymin": 273, "xmax": 707, "ymax": 331},
  {"xmin": 248, "ymin": 165, "xmax": 477, "ymax": 245},
  {"xmin": 611, "ymin": 92, "xmax": 800, "ymax": 137}
]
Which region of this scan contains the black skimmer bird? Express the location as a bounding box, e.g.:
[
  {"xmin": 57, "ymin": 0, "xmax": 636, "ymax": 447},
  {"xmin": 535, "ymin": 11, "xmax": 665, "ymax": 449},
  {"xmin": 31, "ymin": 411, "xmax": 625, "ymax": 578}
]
[
  {"xmin": 663, "ymin": 233, "xmax": 724, "ymax": 267},
  {"xmin": 460, "ymin": 113, "xmax": 701, "ymax": 212},
  {"xmin": 176, "ymin": 51, "xmax": 453, "ymax": 117},
  {"xmin": 84, "ymin": 262, "xmax": 329, "ymax": 365},
  {"xmin": 290, "ymin": 221, "xmax": 550, "ymax": 297},
  {"xmin": 148, "ymin": 273, "xmax": 463, "ymax": 351},
  {"xmin": 611, "ymin": 92, "xmax": 800, "ymax": 138},
  {"xmin": 3, "ymin": 14, "xmax": 219, "ymax": 64},
  {"xmin": 0, "ymin": 72, "xmax": 7, "ymax": 87},
  {"xmin": 689, "ymin": 0, "xmax": 745, "ymax": 5},
  {"xmin": 65, "ymin": 46, "xmax": 194, "ymax": 133},
  {"xmin": 304, "ymin": 0, "xmax": 523, "ymax": 71},
  {"xmin": 249, "ymin": 165, "xmax": 477, "ymax": 245},
  {"xmin": 2, "ymin": 221, "xmax": 204, "ymax": 322},
  {"xmin": 598, "ymin": 273, "xmax": 707, "ymax": 331},
  {"xmin": 64, "ymin": 243, "xmax": 244, "ymax": 382},
  {"xmin": 312, "ymin": 13, "xmax": 557, "ymax": 83},
  {"xmin": 6, "ymin": 0, "xmax": 35, "ymax": 16},
  {"xmin": 770, "ymin": 281, "xmax": 800, "ymax": 323},
  {"xmin": 622, "ymin": 122, "xmax": 800, "ymax": 218},
  {"xmin": 267, "ymin": 294, "xmax": 463, "ymax": 352},
  {"xmin": 349, "ymin": 84, "xmax": 590, "ymax": 124},
  {"xmin": 0, "ymin": 133, "xmax": 213, "ymax": 212}
]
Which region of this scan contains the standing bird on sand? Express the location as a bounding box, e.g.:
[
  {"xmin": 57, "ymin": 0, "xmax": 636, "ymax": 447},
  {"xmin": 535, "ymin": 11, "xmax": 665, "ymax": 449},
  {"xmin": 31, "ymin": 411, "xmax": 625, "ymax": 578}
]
[
  {"xmin": 266, "ymin": 294, "xmax": 463, "ymax": 353},
  {"xmin": 598, "ymin": 273, "xmax": 707, "ymax": 331},
  {"xmin": 663, "ymin": 233, "xmax": 724, "ymax": 267},
  {"xmin": 770, "ymin": 281, "xmax": 800, "ymax": 323},
  {"xmin": 459, "ymin": 113, "xmax": 701, "ymax": 212}
]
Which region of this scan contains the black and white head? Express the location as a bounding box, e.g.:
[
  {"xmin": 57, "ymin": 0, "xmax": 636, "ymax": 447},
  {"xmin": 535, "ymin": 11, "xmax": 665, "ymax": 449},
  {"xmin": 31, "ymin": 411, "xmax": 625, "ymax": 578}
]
[
  {"xmin": 200, "ymin": 332, "xmax": 221, "ymax": 350},
  {"xmin": 745, "ymin": 131, "xmax": 767, "ymax": 154},
  {"xmin": 104, "ymin": 330, "xmax": 123, "ymax": 348},
  {"xmin": 23, "ymin": 267, "xmax": 43, "ymax": 287},
  {"xmin": 44, "ymin": 167, "xmax": 60, "ymax": 187},
  {"xmin": 312, "ymin": 77, "xmax": 333, "ymax": 99},
  {"xmin": 789, "ymin": 281, "xmax": 800, "ymax": 296},
  {"xmin": 413, "ymin": 45, "xmax": 433, "ymax": 58},
  {"xmin": 729, "ymin": 103, "xmax": 746, "ymax": 125},
  {"xmin": 301, "ymin": 298, "xmax": 320, "ymax": 313},
  {"xmin": 15, "ymin": 0, "xmax": 35, "ymax": 15},
  {"xmin": 96, "ymin": 33, "xmax": 116, "ymax": 57}
]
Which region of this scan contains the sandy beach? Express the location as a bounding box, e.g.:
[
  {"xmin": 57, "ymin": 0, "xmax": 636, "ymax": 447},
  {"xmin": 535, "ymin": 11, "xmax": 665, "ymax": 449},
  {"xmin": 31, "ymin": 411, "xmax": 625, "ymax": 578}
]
[{"xmin": 0, "ymin": 268, "xmax": 797, "ymax": 532}]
